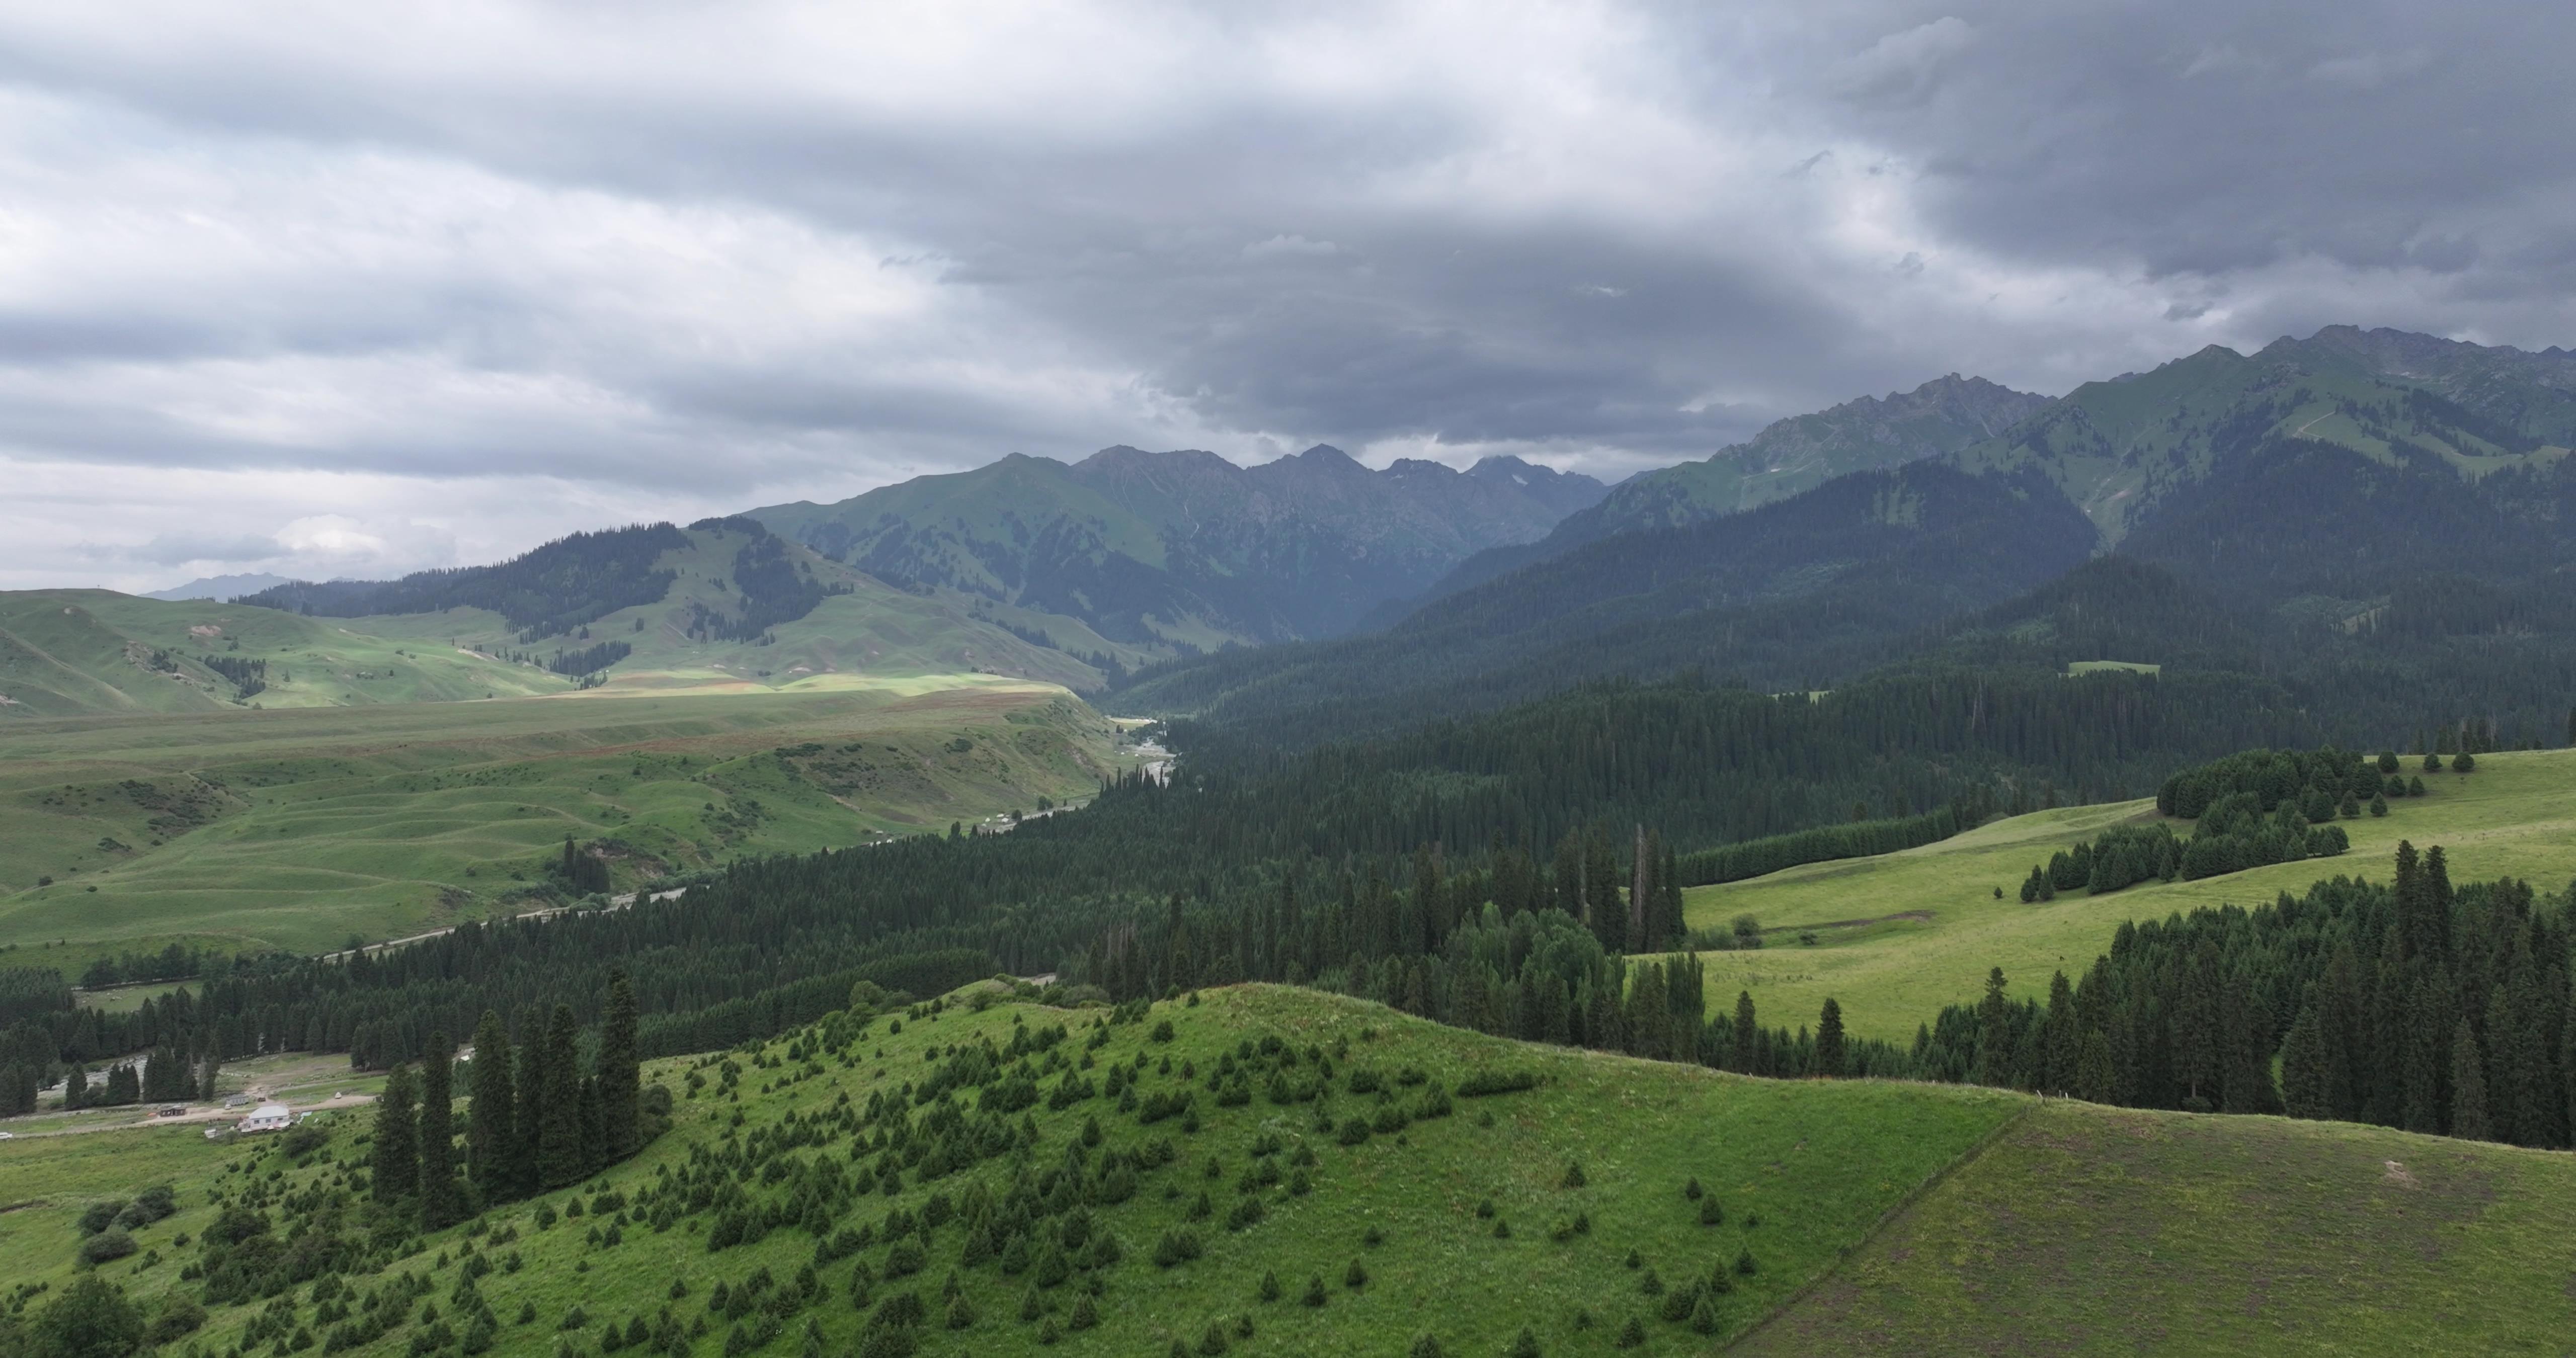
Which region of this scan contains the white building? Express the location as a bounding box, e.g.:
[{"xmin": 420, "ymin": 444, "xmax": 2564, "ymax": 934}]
[{"xmin": 239, "ymin": 1102, "xmax": 293, "ymax": 1132}]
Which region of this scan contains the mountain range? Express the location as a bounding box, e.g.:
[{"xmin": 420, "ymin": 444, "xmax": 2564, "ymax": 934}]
[
  {"xmin": 38, "ymin": 324, "xmax": 2573, "ymax": 731},
  {"xmin": 1119, "ymin": 326, "xmax": 2576, "ymax": 744},
  {"xmin": 747, "ymin": 444, "xmax": 1605, "ymax": 649}
]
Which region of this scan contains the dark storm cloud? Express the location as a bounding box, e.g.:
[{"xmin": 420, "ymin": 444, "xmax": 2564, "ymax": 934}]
[{"xmin": 1, "ymin": 2, "xmax": 2571, "ymax": 589}]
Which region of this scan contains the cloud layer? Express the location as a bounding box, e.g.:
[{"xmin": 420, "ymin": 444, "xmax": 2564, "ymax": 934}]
[{"xmin": 2, "ymin": 1, "xmax": 2570, "ymax": 589}]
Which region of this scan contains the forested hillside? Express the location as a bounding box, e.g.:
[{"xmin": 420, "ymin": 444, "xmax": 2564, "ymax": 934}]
[{"xmin": 1115, "ymin": 462, "xmax": 2097, "ymax": 743}]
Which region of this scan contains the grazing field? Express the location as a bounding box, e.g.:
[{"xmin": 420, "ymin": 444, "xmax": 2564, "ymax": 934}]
[
  {"xmin": 1738, "ymin": 1099, "xmax": 2576, "ymax": 1355},
  {"xmin": 0, "ymin": 681, "xmax": 1132, "ymax": 969},
  {"xmin": 0, "ymin": 984, "xmax": 2026, "ymax": 1357},
  {"xmin": 1683, "ymin": 747, "xmax": 2576, "ymax": 1041}
]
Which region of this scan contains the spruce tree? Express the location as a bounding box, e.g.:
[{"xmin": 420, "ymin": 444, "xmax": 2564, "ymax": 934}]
[
  {"xmin": 419, "ymin": 1034, "xmax": 462, "ymax": 1228},
  {"xmin": 600, "ymin": 968, "xmax": 640, "ymax": 1161},
  {"xmin": 467, "ymin": 1009, "xmax": 515, "ymax": 1201},
  {"xmin": 2279, "ymin": 1004, "xmax": 2328, "ymax": 1119},
  {"xmin": 512, "ymin": 1006, "xmax": 548, "ymax": 1197},
  {"xmin": 1814, "ymin": 998, "xmax": 1845, "ymax": 1078},
  {"xmin": 372, "ymin": 1064, "xmax": 418, "ymax": 1203},
  {"xmin": 2449, "ymin": 1017, "xmax": 2489, "ymax": 1141},
  {"xmin": 1730, "ymin": 991, "xmax": 1756, "ymax": 1074},
  {"xmin": 536, "ymin": 1004, "xmax": 584, "ymax": 1189}
]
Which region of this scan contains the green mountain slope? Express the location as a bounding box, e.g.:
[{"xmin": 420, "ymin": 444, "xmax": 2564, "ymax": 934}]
[
  {"xmin": 1680, "ymin": 747, "xmax": 2576, "ymax": 1044},
  {"xmin": 0, "ymin": 983, "xmax": 2030, "ymax": 1356},
  {"xmin": 0, "ymin": 684, "xmax": 1130, "ymax": 965},
  {"xmin": 0, "ymin": 591, "xmax": 565, "ymax": 717},
  {"xmin": 1112, "ymin": 461, "xmax": 2100, "ymax": 743},
  {"xmin": 1738, "ymin": 1099, "xmax": 2576, "ymax": 1356},
  {"xmin": 1950, "ymin": 327, "xmax": 2576, "ymax": 546},
  {"xmin": 750, "ymin": 445, "xmax": 1606, "ymax": 649},
  {"xmin": 224, "ymin": 519, "xmax": 1118, "ymax": 699},
  {"xmin": 1420, "ymin": 374, "xmax": 2053, "ymax": 603},
  {"xmin": 14, "ymin": 984, "xmax": 2573, "ymax": 1358}
]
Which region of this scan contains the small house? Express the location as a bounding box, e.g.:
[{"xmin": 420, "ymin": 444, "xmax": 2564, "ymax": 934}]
[{"xmin": 240, "ymin": 1102, "xmax": 293, "ymax": 1132}]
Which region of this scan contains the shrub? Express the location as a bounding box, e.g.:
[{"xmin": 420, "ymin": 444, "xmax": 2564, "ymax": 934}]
[
  {"xmin": 1301, "ymin": 1275, "xmax": 1327, "ymax": 1307},
  {"xmin": 78, "ymin": 1228, "xmax": 139, "ymax": 1265},
  {"xmin": 1257, "ymin": 1272, "xmax": 1281, "ymax": 1303},
  {"xmin": 146, "ymin": 1293, "xmax": 208, "ymax": 1344},
  {"xmin": 1410, "ymin": 1335, "xmax": 1446, "ymax": 1358},
  {"xmin": 1615, "ymin": 1315, "xmax": 1646, "ymax": 1348},
  {"xmin": 76, "ymin": 1201, "xmax": 128, "ymax": 1236},
  {"xmin": 1508, "ymin": 1326, "xmax": 1542, "ymax": 1358},
  {"xmin": 1455, "ymin": 1070, "xmax": 1539, "ymax": 1097},
  {"xmin": 1151, "ymin": 1230, "xmax": 1202, "ymax": 1268},
  {"xmin": 1561, "ymin": 1161, "xmax": 1586, "ymax": 1189},
  {"xmin": 1344, "ymin": 1258, "xmax": 1367, "ymax": 1289},
  {"xmin": 1699, "ymin": 1197, "xmax": 1723, "ymax": 1226},
  {"xmin": 1335, "ymin": 1118, "xmax": 1371, "ymax": 1146}
]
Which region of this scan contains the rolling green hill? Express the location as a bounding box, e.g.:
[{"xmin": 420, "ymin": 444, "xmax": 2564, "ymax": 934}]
[
  {"xmin": 0, "ymin": 683, "xmax": 1131, "ymax": 969},
  {"xmin": 1737, "ymin": 1099, "xmax": 2576, "ymax": 1356},
  {"xmin": 9, "ymin": 984, "xmax": 2573, "ymax": 1358},
  {"xmin": 1682, "ymin": 747, "xmax": 2576, "ymax": 1044},
  {"xmin": 228, "ymin": 519, "xmax": 1118, "ymax": 698},
  {"xmin": 0, "ymin": 591, "xmax": 566, "ymax": 717}
]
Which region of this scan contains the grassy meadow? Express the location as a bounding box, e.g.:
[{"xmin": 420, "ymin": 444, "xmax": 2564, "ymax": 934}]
[
  {"xmin": 1739, "ymin": 1099, "xmax": 2576, "ymax": 1355},
  {"xmin": 1682, "ymin": 747, "xmax": 2576, "ymax": 1041},
  {"xmin": 0, "ymin": 681, "xmax": 1132, "ymax": 969},
  {"xmin": 0, "ymin": 984, "xmax": 2026, "ymax": 1356}
]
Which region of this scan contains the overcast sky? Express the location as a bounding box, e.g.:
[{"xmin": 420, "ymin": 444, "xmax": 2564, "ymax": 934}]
[{"xmin": 4, "ymin": 1, "xmax": 2571, "ymax": 590}]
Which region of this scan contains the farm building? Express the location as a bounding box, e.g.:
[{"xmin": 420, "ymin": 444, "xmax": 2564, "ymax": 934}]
[{"xmin": 239, "ymin": 1103, "xmax": 293, "ymax": 1132}]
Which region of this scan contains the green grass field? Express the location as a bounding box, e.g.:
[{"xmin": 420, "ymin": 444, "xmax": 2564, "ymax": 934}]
[
  {"xmin": 1738, "ymin": 1099, "xmax": 2576, "ymax": 1354},
  {"xmin": 1683, "ymin": 748, "xmax": 2576, "ymax": 1042},
  {"xmin": 0, "ymin": 984, "xmax": 2026, "ymax": 1355},
  {"xmin": 0, "ymin": 681, "xmax": 1132, "ymax": 969}
]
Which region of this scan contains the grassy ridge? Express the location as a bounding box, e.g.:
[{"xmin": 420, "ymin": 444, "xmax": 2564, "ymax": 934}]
[
  {"xmin": 1738, "ymin": 1100, "xmax": 2576, "ymax": 1355},
  {"xmin": 0, "ymin": 985, "xmax": 2024, "ymax": 1356},
  {"xmin": 0, "ymin": 591, "xmax": 566, "ymax": 716},
  {"xmin": 0, "ymin": 684, "xmax": 1127, "ymax": 966},
  {"xmin": 1682, "ymin": 748, "xmax": 2576, "ymax": 1042}
]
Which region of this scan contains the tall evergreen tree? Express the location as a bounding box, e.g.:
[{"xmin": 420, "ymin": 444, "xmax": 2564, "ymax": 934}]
[
  {"xmin": 599, "ymin": 968, "xmax": 640, "ymax": 1161},
  {"xmin": 511, "ymin": 1006, "xmax": 548, "ymax": 1198},
  {"xmin": 1974, "ymin": 968, "xmax": 2013, "ymax": 1088},
  {"xmin": 1814, "ymin": 998, "xmax": 1845, "ymax": 1078},
  {"xmin": 467, "ymin": 1009, "xmax": 515, "ymax": 1201},
  {"xmin": 418, "ymin": 1033, "xmax": 462, "ymax": 1228},
  {"xmin": 371, "ymin": 1064, "xmax": 418, "ymax": 1204},
  {"xmin": 2280, "ymin": 1002, "xmax": 2328, "ymax": 1119},
  {"xmin": 1730, "ymin": 991, "xmax": 1757, "ymax": 1074},
  {"xmin": 2449, "ymin": 1017, "xmax": 2490, "ymax": 1141},
  {"xmin": 536, "ymin": 1003, "xmax": 584, "ymax": 1189}
]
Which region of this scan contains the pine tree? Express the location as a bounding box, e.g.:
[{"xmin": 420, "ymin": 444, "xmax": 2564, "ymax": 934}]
[
  {"xmin": 2074, "ymin": 1028, "xmax": 2114, "ymax": 1104},
  {"xmin": 467, "ymin": 1010, "xmax": 515, "ymax": 1201},
  {"xmin": 1814, "ymin": 998, "xmax": 1845, "ymax": 1078},
  {"xmin": 2279, "ymin": 1003, "xmax": 2328, "ymax": 1119},
  {"xmin": 600, "ymin": 968, "xmax": 640, "ymax": 1161},
  {"xmin": 1974, "ymin": 968, "xmax": 2012, "ymax": 1088},
  {"xmin": 2449, "ymin": 1017, "xmax": 2489, "ymax": 1141},
  {"xmin": 536, "ymin": 1004, "xmax": 584, "ymax": 1189},
  {"xmin": 372, "ymin": 1064, "xmax": 418, "ymax": 1203},
  {"xmin": 1730, "ymin": 992, "xmax": 1756, "ymax": 1074},
  {"xmin": 512, "ymin": 1006, "xmax": 547, "ymax": 1197},
  {"xmin": 419, "ymin": 1034, "xmax": 462, "ymax": 1228}
]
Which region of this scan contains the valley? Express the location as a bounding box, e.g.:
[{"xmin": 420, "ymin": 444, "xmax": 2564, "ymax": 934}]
[{"xmin": 6, "ymin": 324, "xmax": 2576, "ymax": 1357}]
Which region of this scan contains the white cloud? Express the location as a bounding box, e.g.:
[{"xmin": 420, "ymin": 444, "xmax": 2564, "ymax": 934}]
[{"xmin": 0, "ymin": 2, "xmax": 2566, "ymax": 588}]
